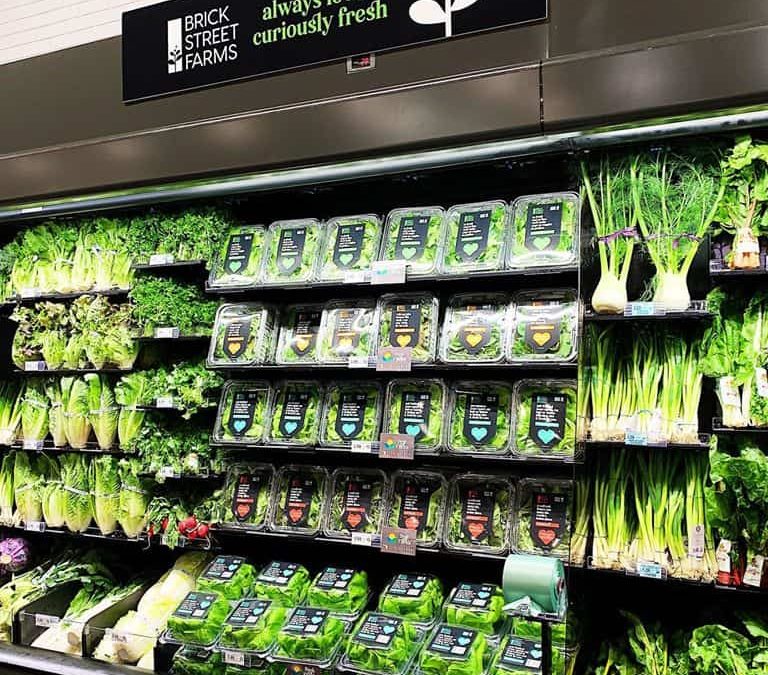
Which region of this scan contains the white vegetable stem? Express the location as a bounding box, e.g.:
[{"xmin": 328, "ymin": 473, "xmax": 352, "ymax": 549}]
[
  {"xmin": 652, "ymin": 271, "xmax": 691, "ymax": 311},
  {"xmin": 592, "ymin": 270, "xmax": 628, "ymax": 314}
]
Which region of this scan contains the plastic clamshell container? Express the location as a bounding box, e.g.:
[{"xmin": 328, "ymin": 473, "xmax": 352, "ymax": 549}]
[
  {"xmin": 338, "ymin": 612, "xmax": 425, "ymax": 675},
  {"xmin": 323, "ymin": 468, "xmax": 388, "ymax": 541},
  {"xmin": 376, "ymin": 574, "xmax": 444, "ymax": 631},
  {"xmin": 208, "ymin": 303, "xmax": 278, "ymax": 368},
  {"xmin": 511, "ymin": 379, "xmax": 577, "ymax": 461},
  {"xmin": 318, "ymin": 300, "xmax": 378, "ymax": 364},
  {"xmin": 418, "ymin": 624, "xmax": 488, "ymax": 675},
  {"xmin": 217, "ymin": 598, "xmax": 289, "ymax": 659},
  {"xmin": 270, "ymin": 606, "xmax": 349, "ymax": 667},
  {"xmin": 275, "ymin": 304, "xmax": 324, "ymax": 365},
  {"xmin": 443, "ymin": 473, "xmax": 513, "ymax": 555},
  {"xmin": 18, "ymin": 582, "xmax": 81, "ymax": 650},
  {"xmin": 376, "ymin": 293, "xmax": 439, "ymax": 364},
  {"xmin": 446, "ymin": 381, "xmax": 514, "ymax": 456},
  {"xmin": 218, "ymin": 463, "xmax": 275, "ymax": 532},
  {"xmin": 267, "ymin": 381, "xmax": 324, "ymax": 447},
  {"xmin": 382, "ymin": 379, "xmax": 446, "ymax": 455},
  {"xmin": 385, "ymin": 470, "xmax": 448, "ymax": 549},
  {"xmin": 442, "ymin": 582, "xmax": 507, "ymax": 638},
  {"xmin": 487, "ymin": 633, "xmax": 550, "ymax": 675},
  {"xmin": 508, "ymin": 289, "xmax": 578, "ymax": 363},
  {"xmin": 380, "ymin": 207, "xmax": 446, "ymax": 278},
  {"xmin": 317, "ymin": 214, "xmax": 383, "ymax": 282},
  {"xmin": 164, "ymin": 591, "xmax": 230, "ymax": 647},
  {"xmin": 319, "ymin": 381, "xmax": 384, "ymax": 449},
  {"xmin": 262, "ymin": 219, "xmax": 323, "ymax": 285},
  {"xmin": 268, "ymin": 465, "xmax": 330, "ymax": 536},
  {"xmin": 439, "ymin": 293, "xmax": 510, "ymax": 364},
  {"xmin": 507, "ymin": 192, "xmax": 581, "ymax": 270},
  {"xmin": 306, "ymin": 567, "xmax": 370, "ymax": 620},
  {"xmin": 172, "ymin": 645, "xmax": 223, "ymax": 675},
  {"xmin": 253, "ymin": 561, "xmax": 311, "ymax": 607},
  {"xmin": 208, "ymin": 225, "xmax": 267, "ymax": 289},
  {"xmin": 512, "ymin": 478, "xmax": 573, "ymax": 560},
  {"xmin": 440, "ymin": 201, "xmax": 509, "ymax": 276},
  {"xmin": 213, "ymin": 381, "xmax": 272, "ymax": 445}
]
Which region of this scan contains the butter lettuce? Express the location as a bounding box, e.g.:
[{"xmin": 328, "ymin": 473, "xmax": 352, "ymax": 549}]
[
  {"xmin": 377, "ymin": 574, "xmax": 443, "ymax": 626},
  {"xmin": 307, "ymin": 567, "xmax": 369, "ymax": 616},
  {"xmin": 344, "ymin": 613, "xmax": 420, "ymax": 675}
]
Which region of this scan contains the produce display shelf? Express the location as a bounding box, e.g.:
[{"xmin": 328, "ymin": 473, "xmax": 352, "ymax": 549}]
[
  {"xmin": 0, "ymin": 287, "xmax": 130, "ymax": 308},
  {"xmin": 584, "ymin": 304, "xmax": 712, "ymax": 322},
  {"xmin": 140, "ymin": 470, "xmax": 224, "ymax": 481},
  {"xmin": 712, "ymin": 418, "xmax": 768, "ymax": 434},
  {"xmin": 709, "ymin": 259, "xmax": 768, "ymax": 277},
  {"xmin": 3, "ymin": 440, "xmax": 129, "ymax": 455},
  {"xmin": 135, "ymin": 334, "xmax": 211, "ymax": 344},
  {"xmin": 218, "ymin": 361, "xmax": 578, "ymax": 374},
  {"xmin": 0, "ymin": 643, "xmax": 137, "ymax": 675},
  {"xmin": 583, "ymin": 437, "xmax": 710, "ymax": 451},
  {"xmin": 132, "ymin": 259, "xmax": 206, "ymax": 274},
  {"xmin": 13, "ymin": 367, "xmax": 133, "ymax": 376},
  {"xmin": 4, "ymin": 524, "xmax": 148, "ymax": 545}
]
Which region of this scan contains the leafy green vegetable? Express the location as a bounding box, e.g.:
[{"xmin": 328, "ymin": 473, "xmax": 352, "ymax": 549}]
[
  {"xmin": 133, "ymin": 417, "xmax": 215, "ymax": 479},
  {"xmin": 488, "ymin": 632, "xmax": 566, "ymax": 675},
  {"xmin": 0, "ymin": 383, "xmax": 22, "ymax": 446},
  {"xmin": 171, "ymin": 646, "xmax": 224, "ymax": 675},
  {"xmin": 508, "ymin": 290, "xmax": 578, "ymax": 362},
  {"xmin": 344, "ymin": 613, "xmax": 420, "ymax": 675},
  {"xmin": 220, "ymin": 463, "xmax": 274, "ymax": 531},
  {"xmin": 382, "ymin": 207, "xmax": 445, "ymax": 277},
  {"xmin": 440, "ymin": 294, "xmax": 509, "ymax": 363},
  {"xmin": 689, "ymin": 624, "xmax": 752, "ymax": 675},
  {"xmin": 513, "ymin": 479, "xmax": 572, "ymax": 559},
  {"xmin": 418, "ymin": 625, "xmax": 487, "ymax": 675},
  {"xmin": 318, "ymin": 215, "xmax": 382, "ymax": 281},
  {"xmin": 73, "ymin": 296, "xmax": 138, "ymax": 370},
  {"xmin": 141, "ymin": 359, "xmax": 223, "ymax": 419},
  {"xmin": 444, "ymin": 583, "xmax": 505, "ymax": 636},
  {"xmin": 45, "ymin": 380, "xmax": 67, "ymax": 448},
  {"xmin": 118, "ymin": 458, "xmax": 152, "ymax": 538},
  {"xmin": 386, "ymin": 470, "xmax": 445, "ymax": 547},
  {"xmin": 444, "ymin": 474, "xmax": 511, "ymax": 553},
  {"xmin": 61, "ymin": 377, "xmax": 91, "ymax": 449},
  {"xmin": 13, "ymin": 451, "xmax": 45, "ymax": 524},
  {"xmin": 441, "ymin": 201, "xmax": 508, "ymax": 274},
  {"xmin": 60, "ymin": 453, "xmax": 92, "ymax": 533},
  {"xmin": 377, "ymin": 574, "xmax": 443, "ymax": 625},
  {"xmin": 252, "ymin": 562, "xmax": 311, "ymax": 606},
  {"xmin": 197, "ymin": 556, "xmax": 256, "ymax": 601},
  {"xmin": 130, "ymin": 276, "xmax": 217, "ymax": 337},
  {"xmin": 513, "ymin": 380, "xmax": 576, "ymax": 460},
  {"xmin": 214, "ymin": 381, "xmax": 270, "ymax": 444},
  {"xmin": 270, "ymin": 466, "xmax": 328, "ymax": 534},
  {"xmin": 115, "ymin": 372, "xmax": 148, "ymax": 448},
  {"xmin": 0, "ymin": 454, "xmax": 14, "ymax": 525},
  {"xmin": 208, "ymin": 225, "xmax": 266, "ymax": 287},
  {"xmin": 508, "ymin": 193, "xmax": 579, "ymax": 269},
  {"xmin": 318, "ymin": 301, "xmax": 377, "ymax": 364},
  {"xmin": 21, "ymin": 379, "xmax": 49, "ymax": 443},
  {"xmin": 448, "ymin": 381, "xmax": 512, "ymax": 454},
  {"xmin": 274, "ymin": 304, "xmax": 323, "ymax": 365},
  {"xmin": 263, "ymin": 220, "xmax": 322, "ymax": 284},
  {"xmin": 325, "ymin": 469, "xmax": 386, "ymax": 539},
  {"xmin": 307, "ymin": 567, "xmax": 369, "ymax": 616},
  {"xmin": 268, "ymin": 382, "xmax": 322, "ymax": 446},
  {"xmin": 209, "ymin": 304, "xmax": 276, "ymax": 367},
  {"xmin": 383, "ymin": 379, "xmax": 445, "ymax": 454},
  {"xmin": 40, "ymin": 455, "xmax": 65, "ymax": 528},
  {"xmin": 91, "ymin": 456, "xmax": 120, "ymax": 535},
  {"xmin": 320, "ymin": 382, "xmax": 383, "ymax": 447},
  {"xmin": 220, "ymin": 599, "xmax": 287, "ymax": 653},
  {"xmin": 86, "ymin": 374, "xmax": 118, "ymax": 450},
  {"xmin": 274, "ymin": 607, "xmax": 346, "ymax": 663},
  {"xmin": 377, "ymin": 293, "xmax": 438, "ymax": 363},
  {"xmin": 167, "ymin": 590, "xmax": 230, "ymax": 646}
]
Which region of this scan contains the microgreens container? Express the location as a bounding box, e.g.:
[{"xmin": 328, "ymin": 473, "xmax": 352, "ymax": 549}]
[
  {"xmin": 339, "ymin": 613, "xmax": 425, "ymax": 675},
  {"xmin": 271, "ymin": 606, "xmax": 348, "ymax": 667},
  {"xmin": 253, "ymin": 562, "xmax": 311, "ymax": 607},
  {"xmin": 323, "ymin": 468, "xmax": 388, "ymax": 541},
  {"xmin": 317, "ymin": 214, "xmax": 383, "ymax": 282},
  {"xmin": 318, "ymin": 300, "xmax": 378, "ymax": 364},
  {"xmin": 213, "ymin": 381, "xmax": 271, "ymax": 445},
  {"xmin": 208, "ymin": 303, "xmax": 278, "ymax": 368},
  {"xmin": 513, "ymin": 478, "xmax": 573, "ymax": 560},
  {"xmin": 218, "ymin": 599, "xmax": 289, "ymax": 658},
  {"xmin": 385, "ymin": 470, "xmax": 447, "ymax": 549},
  {"xmin": 219, "ymin": 462, "xmax": 275, "ymax": 532},
  {"xmin": 417, "ymin": 624, "xmax": 488, "ymax": 675},
  {"xmin": 508, "ymin": 289, "xmax": 578, "ymax": 363},
  {"xmin": 306, "ymin": 567, "xmax": 370, "ymax": 620},
  {"xmin": 268, "ymin": 465, "xmax": 330, "ymax": 536},
  {"xmin": 208, "ymin": 225, "xmax": 267, "ymax": 289},
  {"xmin": 439, "ymin": 293, "xmax": 510, "ymax": 364},
  {"xmin": 442, "ymin": 583, "xmax": 507, "ymax": 638},
  {"xmin": 262, "ymin": 219, "xmax": 323, "ymax": 285},
  {"xmin": 507, "ymin": 192, "xmax": 581, "ymax": 270},
  {"xmin": 380, "ymin": 207, "xmax": 446, "ymax": 278},
  {"xmin": 382, "ymin": 379, "xmax": 446, "ymax": 455},
  {"xmin": 376, "ymin": 293, "xmax": 439, "ymax": 364},
  {"xmin": 440, "ymin": 201, "xmax": 508, "ymax": 275},
  {"xmin": 319, "ymin": 382, "xmax": 384, "ymax": 449},
  {"xmin": 511, "ymin": 379, "xmax": 577, "ymax": 461},
  {"xmin": 376, "ymin": 574, "xmax": 444, "ymax": 630},
  {"xmin": 446, "ymin": 381, "xmax": 513, "ymax": 456},
  {"xmin": 267, "ymin": 381, "xmax": 324, "ymax": 447},
  {"xmin": 275, "ymin": 304, "xmax": 324, "ymax": 366},
  {"xmin": 443, "ymin": 473, "xmax": 513, "ymax": 555}
]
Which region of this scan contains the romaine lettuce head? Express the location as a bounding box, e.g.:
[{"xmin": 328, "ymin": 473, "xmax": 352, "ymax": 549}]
[
  {"xmin": 252, "ymin": 561, "xmax": 311, "ymax": 606},
  {"xmin": 270, "ymin": 465, "xmax": 328, "ymax": 534},
  {"xmin": 386, "ymin": 470, "xmax": 446, "ymax": 547},
  {"xmin": 444, "ymin": 474, "xmax": 511, "ymax": 554},
  {"xmin": 377, "ymin": 574, "xmax": 443, "ymax": 625},
  {"xmin": 324, "ymin": 469, "xmax": 387, "ymax": 539},
  {"xmin": 167, "ymin": 590, "xmax": 230, "ymax": 646},
  {"xmin": 448, "ymin": 381, "xmax": 513, "ymax": 455},
  {"xmin": 344, "ymin": 613, "xmax": 420, "ymax": 674},
  {"xmin": 268, "ymin": 382, "xmax": 323, "ymax": 446},
  {"xmin": 440, "ymin": 293, "xmax": 509, "ymax": 364},
  {"xmin": 320, "ymin": 383, "xmax": 383, "ymax": 447},
  {"xmin": 376, "ymin": 293, "xmax": 439, "ymax": 364},
  {"xmin": 384, "ymin": 380, "xmax": 445, "ymax": 454},
  {"xmin": 512, "ymin": 380, "xmax": 577, "ymax": 460},
  {"xmin": 444, "ymin": 583, "xmax": 505, "ymax": 636},
  {"xmin": 197, "ymin": 556, "xmax": 256, "ymax": 601},
  {"xmin": 214, "ymin": 381, "xmax": 270, "ymax": 444},
  {"xmin": 263, "ymin": 220, "xmax": 322, "ymax": 284},
  {"xmin": 274, "ymin": 607, "xmax": 346, "ymax": 663},
  {"xmin": 441, "ymin": 201, "xmax": 508, "ymax": 274},
  {"xmin": 307, "ymin": 567, "xmax": 369, "ymax": 616},
  {"xmin": 219, "ymin": 599, "xmax": 287, "ymax": 653},
  {"xmin": 418, "ymin": 625, "xmax": 487, "ymax": 675}
]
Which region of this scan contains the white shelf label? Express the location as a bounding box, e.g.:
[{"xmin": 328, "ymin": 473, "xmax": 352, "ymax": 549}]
[
  {"xmin": 351, "ymin": 532, "xmax": 373, "ymax": 547},
  {"xmin": 347, "ymin": 355, "xmax": 372, "ymax": 369},
  {"xmin": 343, "ymin": 270, "xmax": 370, "ymax": 284},
  {"xmin": 22, "ymin": 439, "xmax": 44, "ymax": 451},
  {"xmin": 625, "ymin": 302, "xmax": 664, "ymax": 317},
  {"xmin": 106, "ymin": 629, "xmax": 128, "ymax": 643},
  {"xmin": 636, "ymin": 561, "xmax": 665, "ymax": 580},
  {"xmin": 222, "ymin": 651, "xmax": 246, "ymax": 666},
  {"xmin": 688, "ymin": 524, "xmax": 705, "ymax": 559},
  {"xmin": 155, "ymin": 327, "xmax": 180, "ymax": 339},
  {"xmin": 35, "ymin": 614, "xmax": 60, "ymax": 628},
  {"xmin": 24, "ymin": 361, "xmax": 47, "ymax": 372},
  {"xmin": 370, "ymin": 261, "xmax": 407, "ymax": 285},
  {"xmin": 25, "ymin": 521, "xmax": 46, "ymax": 533},
  {"xmin": 351, "ymin": 440, "xmax": 373, "ymax": 454},
  {"xmin": 19, "ymin": 287, "xmax": 41, "ymax": 299},
  {"xmin": 148, "ymin": 253, "xmax": 175, "ymax": 266},
  {"xmin": 159, "ymin": 466, "xmax": 176, "ymax": 478},
  {"xmin": 156, "ymin": 396, "xmax": 175, "ymax": 409}
]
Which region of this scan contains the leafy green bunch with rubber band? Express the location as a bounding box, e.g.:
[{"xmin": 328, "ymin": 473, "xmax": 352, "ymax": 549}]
[
  {"xmin": 263, "ymin": 219, "xmax": 322, "ymax": 284},
  {"xmin": 307, "ymin": 567, "xmax": 369, "ymax": 615},
  {"xmin": 214, "ymin": 381, "xmax": 271, "ymax": 444},
  {"xmin": 513, "ymin": 380, "xmax": 577, "ymax": 459},
  {"xmin": 377, "ymin": 293, "xmax": 439, "ymax": 363},
  {"xmin": 440, "ymin": 293, "xmax": 509, "ymax": 364},
  {"xmin": 377, "ymin": 574, "xmax": 443, "ymax": 625},
  {"xmin": 219, "ymin": 599, "xmax": 287, "ymax": 653},
  {"xmin": 344, "ymin": 613, "xmax": 420, "ymax": 675},
  {"xmin": 448, "ymin": 381, "xmax": 512, "ymax": 454}
]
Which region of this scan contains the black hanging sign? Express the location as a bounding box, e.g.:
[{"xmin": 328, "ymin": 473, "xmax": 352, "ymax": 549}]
[{"xmin": 122, "ymin": 0, "xmax": 547, "ymax": 102}]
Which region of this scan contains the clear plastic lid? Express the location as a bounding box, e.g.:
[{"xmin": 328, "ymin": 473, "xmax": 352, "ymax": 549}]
[
  {"xmin": 262, "ymin": 219, "xmax": 323, "ymax": 285},
  {"xmin": 213, "ymin": 381, "xmax": 271, "ymax": 445},
  {"xmin": 208, "ymin": 226, "xmax": 267, "ymax": 289},
  {"xmin": 377, "ymin": 574, "xmax": 444, "ymax": 629},
  {"xmin": 268, "ymin": 465, "xmax": 330, "ymax": 536},
  {"xmin": 275, "ymin": 304, "xmax": 324, "ymax": 365},
  {"xmin": 339, "ymin": 613, "xmax": 424, "ymax": 675},
  {"xmin": 218, "ymin": 599, "xmax": 289, "ymax": 657},
  {"xmin": 271, "ymin": 606, "xmax": 348, "ymax": 667},
  {"xmin": 323, "ymin": 468, "xmax": 388, "ymax": 540},
  {"xmin": 440, "ymin": 201, "xmax": 508, "ymax": 275},
  {"xmin": 376, "ymin": 293, "xmax": 439, "ymax": 364},
  {"xmin": 508, "ymin": 289, "xmax": 578, "ymax": 363},
  {"xmin": 385, "ymin": 470, "xmax": 447, "ymax": 548},
  {"xmin": 443, "ymin": 473, "xmax": 513, "ymax": 555},
  {"xmin": 208, "ymin": 303, "xmax": 278, "ymax": 368},
  {"xmin": 487, "ymin": 633, "xmax": 548, "ymax": 675},
  {"xmin": 446, "ymin": 381, "xmax": 513, "ymax": 455},
  {"xmin": 507, "ymin": 193, "xmax": 581, "ymax": 270},
  {"xmin": 267, "ymin": 381, "xmax": 324, "ymax": 446},
  {"xmin": 317, "ymin": 215, "xmax": 383, "ymax": 281},
  {"xmin": 219, "ymin": 463, "xmax": 275, "ymax": 531},
  {"xmin": 319, "ymin": 382, "xmax": 383, "ymax": 448},
  {"xmin": 511, "ymin": 379, "xmax": 577, "ymax": 461},
  {"xmin": 380, "ymin": 207, "xmax": 446, "ymax": 278},
  {"xmin": 439, "ymin": 293, "xmax": 510, "ymax": 364},
  {"xmin": 198, "ymin": 556, "xmax": 257, "ymax": 601},
  {"xmin": 418, "ymin": 624, "xmax": 488, "ymax": 675},
  {"xmin": 513, "ymin": 478, "xmax": 573, "ymax": 560},
  {"xmin": 318, "ymin": 300, "xmax": 378, "ymax": 364},
  {"xmin": 382, "ymin": 379, "xmax": 446, "ymax": 455},
  {"xmin": 165, "ymin": 590, "xmax": 231, "ymax": 647},
  {"xmin": 253, "ymin": 562, "xmax": 311, "ymax": 607},
  {"xmin": 173, "ymin": 645, "xmax": 222, "ymax": 675},
  {"xmin": 306, "ymin": 568, "xmax": 370, "ymax": 618},
  {"xmin": 442, "ymin": 583, "xmax": 506, "ymax": 637}
]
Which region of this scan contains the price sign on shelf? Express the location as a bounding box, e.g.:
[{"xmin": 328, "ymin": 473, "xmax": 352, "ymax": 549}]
[
  {"xmin": 148, "ymin": 253, "xmax": 175, "ymax": 266},
  {"xmin": 155, "ymin": 326, "xmax": 180, "ymax": 339},
  {"xmin": 155, "ymin": 396, "xmax": 175, "ymax": 409},
  {"xmin": 636, "ymin": 561, "xmax": 665, "ymax": 580},
  {"xmin": 222, "ymin": 651, "xmax": 247, "ymax": 667},
  {"xmin": 351, "ymin": 440, "xmax": 374, "ymax": 454},
  {"xmin": 106, "ymin": 629, "xmax": 128, "ymax": 644},
  {"xmin": 25, "ymin": 521, "xmax": 46, "ymax": 533},
  {"xmin": 351, "ymin": 532, "xmax": 373, "ymax": 547},
  {"xmin": 24, "ymin": 361, "xmax": 47, "ymax": 372},
  {"xmin": 625, "ymin": 302, "xmax": 663, "ymax": 317},
  {"xmin": 378, "ymin": 433, "xmax": 414, "ymax": 460},
  {"xmin": 34, "ymin": 614, "xmax": 60, "ymax": 628},
  {"xmin": 370, "ymin": 261, "xmax": 407, "ymax": 286},
  {"xmin": 380, "ymin": 527, "xmax": 417, "ymax": 556},
  {"xmin": 347, "ymin": 355, "xmax": 372, "ymax": 369}
]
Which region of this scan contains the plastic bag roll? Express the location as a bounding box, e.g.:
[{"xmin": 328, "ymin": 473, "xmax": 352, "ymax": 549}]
[{"xmin": 502, "ymin": 554, "xmax": 566, "ymax": 615}]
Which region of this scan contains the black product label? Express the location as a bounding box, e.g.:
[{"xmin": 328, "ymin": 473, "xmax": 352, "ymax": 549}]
[
  {"xmin": 202, "ymin": 556, "xmax": 245, "ymax": 581},
  {"xmin": 276, "ymin": 227, "xmax": 307, "ymax": 275},
  {"xmin": 282, "ymin": 474, "xmax": 317, "ymax": 528},
  {"xmin": 427, "ymin": 626, "xmax": 477, "ymax": 660},
  {"xmin": 529, "ymin": 393, "xmax": 567, "ymax": 449},
  {"xmin": 341, "ymin": 480, "xmax": 373, "ymax": 532},
  {"xmin": 231, "ymin": 471, "xmax": 265, "ymax": 522},
  {"xmin": 386, "ymin": 574, "xmax": 430, "ymax": 598},
  {"xmin": 397, "ymin": 480, "xmax": 434, "ymax": 534},
  {"xmin": 284, "ymin": 608, "xmax": 329, "ymax": 635},
  {"xmin": 222, "ymin": 317, "xmax": 252, "ymax": 359},
  {"xmin": 291, "ymin": 311, "xmax": 321, "ymax": 357},
  {"xmin": 353, "ymin": 614, "xmax": 402, "ymax": 649},
  {"xmin": 500, "ymin": 637, "xmax": 543, "ymax": 671},
  {"xmin": 178, "ymin": 646, "xmax": 214, "ymax": 663},
  {"xmin": 530, "ymin": 492, "xmax": 567, "ymax": 550},
  {"xmin": 227, "ymin": 599, "xmax": 271, "ymax": 627},
  {"xmin": 173, "ymin": 592, "xmax": 218, "ymax": 620},
  {"xmin": 455, "ymin": 210, "xmax": 492, "ymax": 262},
  {"xmin": 394, "ymin": 215, "xmax": 430, "ymax": 262},
  {"xmin": 457, "ymin": 306, "xmax": 493, "ymax": 355},
  {"xmin": 223, "ymin": 232, "xmax": 254, "ymax": 275},
  {"xmin": 522, "ymin": 302, "xmax": 563, "ymax": 354},
  {"xmin": 463, "ymin": 393, "xmax": 499, "ymax": 447},
  {"xmin": 315, "ymin": 567, "xmax": 356, "ymax": 591},
  {"xmin": 387, "ymin": 304, "xmax": 422, "ymax": 349},
  {"xmin": 398, "ymin": 391, "xmax": 431, "ymax": 442},
  {"xmin": 450, "ymin": 583, "xmax": 496, "ymax": 609},
  {"xmin": 332, "ymin": 223, "xmax": 366, "ymax": 269},
  {"xmin": 460, "ymin": 486, "xmax": 496, "ymax": 543},
  {"xmin": 334, "ymin": 393, "xmax": 368, "ymax": 440},
  {"xmin": 278, "ymin": 391, "xmax": 311, "ymax": 438},
  {"xmin": 331, "ymin": 309, "xmax": 364, "ymax": 355},
  {"xmin": 227, "ymin": 390, "xmax": 260, "ymax": 438},
  {"xmin": 258, "ymin": 561, "xmax": 300, "ymax": 586},
  {"xmin": 524, "ymin": 202, "xmax": 563, "ymax": 252}
]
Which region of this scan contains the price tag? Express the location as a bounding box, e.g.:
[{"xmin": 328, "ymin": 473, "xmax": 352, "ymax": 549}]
[
  {"xmin": 24, "ymin": 361, "xmax": 46, "ymax": 372},
  {"xmin": 106, "ymin": 629, "xmax": 128, "ymax": 644},
  {"xmin": 744, "ymin": 555, "xmax": 765, "ymax": 588},
  {"xmin": 624, "ymin": 431, "xmax": 648, "ymax": 446},
  {"xmin": 347, "ymin": 355, "xmax": 372, "ymax": 369},
  {"xmin": 718, "ymin": 377, "xmax": 741, "ymax": 408},
  {"xmin": 35, "ymin": 614, "xmax": 60, "ymax": 628},
  {"xmin": 378, "ymin": 433, "xmax": 415, "ymax": 460},
  {"xmin": 148, "ymin": 253, "xmax": 175, "ymax": 266},
  {"xmin": 625, "ymin": 302, "xmax": 663, "ymax": 317},
  {"xmin": 20, "ymin": 206, "xmax": 43, "ymax": 214},
  {"xmin": 155, "ymin": 327, "xmax": 180, "ymax": 339},
  {"xmin": 716, "ymin": 539, "xmax": 732, "ymax": 574},
  {"xmin": 19, "ymin": 287, "xmax": 40, "ymax": 299},
  {"xmin": 688, "ymin": 524, "xmax": 705, "ymax": 559},
  {"xmin": 376, "ymin": 347, "xmax": 412, "ymax": 372},
  {"xmin": 156, "ymin": 396, "xmax": 175, "ymax": 409},
  {"xmin": 343, "ymin": 270, "xmax": 370, "ymax": 284},
  {"xmin": 22, "ymin": 439, "xmax": 44, "ymax": 451},
  {"xmin": 756, "ymin": 369, "xmax": 768, "ymax": 397},
  {"xmin": 370, "ymin": 261, "xmax": 407, "ymax": 285},
  {"xmin": 380, "ymin": 527, "xmax": 417, "ymax": 556},
  {"xmin": 160, "ymin": 466, "xmax": 176, "ymax": 478},
  {"xmin": 636, "ymin": 561, "xmax": 665, "ymax": 580},
  {"xmin": 222, "ymin": 651, "xmax": 247, "ymax": 667},
  {"xmin": 24, "ymin": 520, "xmax": 45, "ymax": 533},
  {"xmin": 351, "ymin": 532, "xmax": 373, "ymax": 547},
  {"xmin": 351, "ymin": 440, "xmax": 374, "ymax": 454}
]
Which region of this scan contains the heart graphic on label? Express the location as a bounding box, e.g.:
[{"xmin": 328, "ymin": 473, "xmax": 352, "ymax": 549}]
[
  {"xmin": 339, "ymin": 253, "xmax": 354, "ymax": 266},
  {"xmin": 233, "ymin": 420, "xmax": 248, "ymax": 433},
  {"xmin": 465, "ymin": 333, "xmax": 483, "ymax": 348},
  {"xmin": 462, "ymin": 242, "xmax": 480, "ymax": 256},
  {"xmin": 340, "ymin": 573, "xmax": 352, "ymax": 580},
  {"xmin": 226, "ymin": 339, "xmax": 243, "ymax": 355},
  {"xmin": 405, "ymin": 424, "xmax": 421, "ymax": 436},
  {"xmin": 401, "ymin": 247, "xmax": 418, "ymax": 260},
  {"xmin": 532, "ymin": 332, "xmax": 551, "ymax": 346},
  {"xmin": 412, "ymin": 580, "xmax": 425, "ymax": 589},
  {"xmin": 530, "ymin": 649, "xmax": 543, "ymax": 659},
  {"xmin": 396, "ymin": 334, "xmax": 413, "ymax": 347},
  {"xmin": 338, "ymin": 337, "xmax": 354, "ymax": 348},
  {"xmin": 468, "ymin": 522, "xmax": 486, "ymax": 539},
  {"xmin": 342, "ymin": 423, "xmax": 357, "ymax": 436},
  {"xmin": 537, "ymin": 428, "xmax": 557, "ymax": 444},
  {"xmin": 346, "ymin": 513, "xmax": 362, "ymax": 528},
  {"xmin": 457, "ymin": 637, "xmax": 471, "ymax": 647},
  {"xmin": 228, "ymin": 261, "xmax": 242, "ymax": 273},
  {"xmin": 289, "ymin": 508, "xmax": 304, "ymax": 523},
  {"xmin": 477, "ymin": 591, "xmax": 490, "ymax": 599},
  {"xmin": 284, "ymin": 568, "xmax": 294, "ymax": 577},
  {"xmin": 311, "ymin": 615, "xmax": 323, "ymax": 624},
  {"xmin": 382, "ymin": 625, "xmax": 395, "ymax": 635},
  {"xmin": 537, "ymin": 528, "xmax": 556, "ymax": 545},
  {"xmin": 236, "ymin": 504, "xmax": 250, "ymax": 517},
  {"xmin": 200, "ymin": 600, "xmax": 211, "ymax": 609},
  {"xmin": 532, "ymin": 236, "xmax": 552, "ymax": 250},
  {"xmin": 284, "ymin": 421, "xmax": 299, "ymax": 434},
  {"xmin": 294, "ymin": 337, "xmax": 310, "ymax": 352},
  {"xmin": 470, "ymin": 427, "xmax": 488, "ymax": 441}
]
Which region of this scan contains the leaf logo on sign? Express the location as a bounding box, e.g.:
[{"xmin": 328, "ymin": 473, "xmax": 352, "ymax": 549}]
[{"xmin": 409, "ymin": 0, "xmax": 481, "ymax": 37}]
